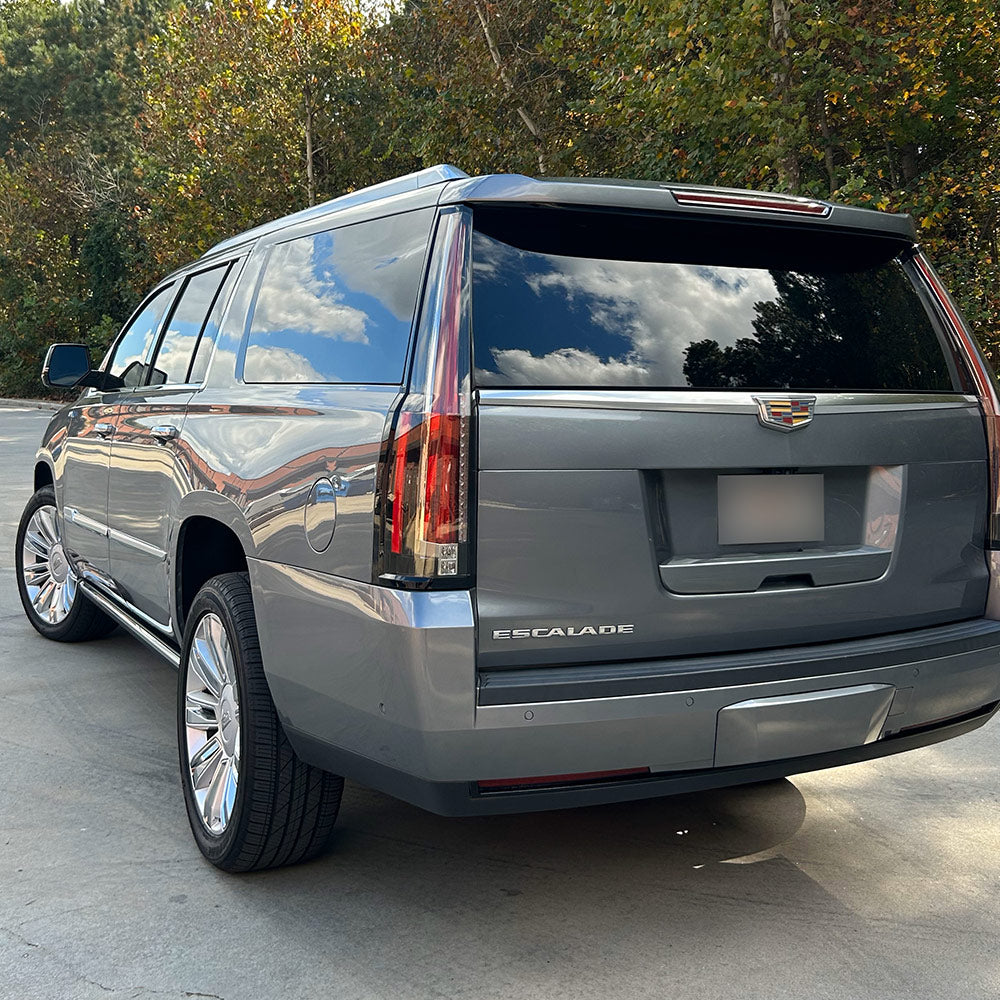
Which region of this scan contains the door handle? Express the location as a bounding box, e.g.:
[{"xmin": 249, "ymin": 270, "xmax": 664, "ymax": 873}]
[
  {"xmin": 149, "ymin": 424, "xmax": 179, "ymax": 442},
  {"xmin": 93, "ymin": 422, "xmax": 114, "ymax": 438}
]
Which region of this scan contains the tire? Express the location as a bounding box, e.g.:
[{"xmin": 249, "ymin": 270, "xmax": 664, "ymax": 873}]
[
  {"xmin": 177, "ymin": 572, "xmax": 344, "ymax": 872},
  {"xmin": 15, "ymin": 485, "xmax": 117, "ymax": 642}
]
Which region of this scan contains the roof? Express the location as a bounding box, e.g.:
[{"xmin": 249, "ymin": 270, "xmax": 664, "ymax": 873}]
[
  {"xmin": 203, "ymin": 164, "xmax": 469, "ymax": 260},
  {"xmin": 198, "ymin": 165, "xmax": 917, "ymax": 265}
]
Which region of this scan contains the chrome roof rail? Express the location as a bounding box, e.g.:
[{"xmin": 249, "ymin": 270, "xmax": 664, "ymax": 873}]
[{"xmin": 206, "ymin": 164, "xmax": 469, "ymax": 257}]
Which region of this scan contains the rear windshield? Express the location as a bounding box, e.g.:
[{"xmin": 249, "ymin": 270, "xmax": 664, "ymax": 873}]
[{"xmin": 471, "ymin": 207, "xmax": 962, "ymax": 392}]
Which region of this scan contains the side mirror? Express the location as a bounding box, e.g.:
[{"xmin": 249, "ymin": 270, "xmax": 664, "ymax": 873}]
[
  {"xmin": 41, "ymin": 344, "xmax": 123, "ymax": 391},
  {"xmin": 41, "ymin": 344, "xmax": 92, "ymax": 389}
]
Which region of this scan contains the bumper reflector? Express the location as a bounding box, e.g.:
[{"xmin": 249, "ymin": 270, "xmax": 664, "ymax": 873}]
[{"xmin": 477, "ymin": 767, "xmax": 651, "ymax": 793}]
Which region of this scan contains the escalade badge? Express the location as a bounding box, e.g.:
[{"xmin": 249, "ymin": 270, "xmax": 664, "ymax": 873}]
[
  {"xmin": 753, "ymin": 395, "xmax": 816, "ymax": 432},
  {"xmin": 492, "ymin": 624, "xmax": 635, "ymax": 640}
]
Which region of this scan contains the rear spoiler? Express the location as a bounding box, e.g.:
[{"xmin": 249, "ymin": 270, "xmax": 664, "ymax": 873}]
[{"xmin": 438, "ymin": 174, "xmax": 917, "ymax": 241}]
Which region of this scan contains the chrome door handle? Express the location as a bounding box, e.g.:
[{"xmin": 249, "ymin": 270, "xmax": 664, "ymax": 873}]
[
  {"xmin": 93, "ymin": 422, "xmax": 114, "ymax": 438},
  {"xmin": 149, "ymin": 425, "xmax": 178, "ymax": 442}
]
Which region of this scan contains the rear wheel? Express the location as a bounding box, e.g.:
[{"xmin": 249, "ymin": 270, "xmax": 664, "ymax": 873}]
[
  {"xmin": 15, "ymin": 485, "xmax": 116, "ymax": 642},
  {"xmin": 177, "ymin": 572, "xmax": 343, "ymax": 872}
]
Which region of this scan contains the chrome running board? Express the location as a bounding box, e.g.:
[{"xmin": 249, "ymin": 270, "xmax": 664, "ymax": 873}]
[{"xmin": 80, "ymin": 581, "xmax": 181, "ymax": 669}]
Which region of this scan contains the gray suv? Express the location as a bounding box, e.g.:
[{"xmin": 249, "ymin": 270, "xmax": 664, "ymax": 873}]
[{"xmin": 17, "ymin": 165, "xmax": 1000, "ymax": 871}]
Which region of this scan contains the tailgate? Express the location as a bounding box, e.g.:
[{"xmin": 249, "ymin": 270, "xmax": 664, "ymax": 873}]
[{"xmin": 475, "ymin": 391, "xmax": 988, "ymax": 669}]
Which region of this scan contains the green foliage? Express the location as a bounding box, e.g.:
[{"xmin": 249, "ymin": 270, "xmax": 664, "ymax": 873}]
[
  {"xmin": 0, "ymin": 0, "xmax": 169, "ymax": 395},
  {"xmin": 547, "ymin": 0, "xmax": 1000, "ymax": 355},
  {"xmin": 0, "ymin": 0, "xmax": 998, "ymax": 396},
  {"xmin": 378, "ymin": 0, "xmax": 576, "ymax": 176}
]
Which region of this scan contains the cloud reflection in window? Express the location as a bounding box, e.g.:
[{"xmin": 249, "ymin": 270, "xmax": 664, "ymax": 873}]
[{"xmin": 244, "ymin": 210, "xmax": 432, "ymax": 384}]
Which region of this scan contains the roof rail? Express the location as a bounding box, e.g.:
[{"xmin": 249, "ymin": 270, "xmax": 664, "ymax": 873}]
[{"xmin": 206, "ymin": 164, "xmax": 469, "ymax": 257}]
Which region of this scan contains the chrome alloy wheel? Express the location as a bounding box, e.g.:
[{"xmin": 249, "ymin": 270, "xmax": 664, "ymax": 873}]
[
  {"xmin": 21, "ymin": 504, "xmax": 78, "ymax": 625},
  {"xmin": 184, "ymin": 612, "xmax": 241, "ymax": 835}
]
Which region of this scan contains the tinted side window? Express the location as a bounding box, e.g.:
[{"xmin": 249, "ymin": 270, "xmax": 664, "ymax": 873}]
[
  {"xmin": 189, "ymin": 262, "xmax": 240, "ymax": 384},
  {"xmin": 107, "ymin": 286, "xmax": 174, "ymax": 388},
  {"xmin": 148, "ymin": 264, "xmax": 230, "ymax": 386},
  {"xmin": 243, "ymin": 209, "xmax": 432, "ymax": 384}
]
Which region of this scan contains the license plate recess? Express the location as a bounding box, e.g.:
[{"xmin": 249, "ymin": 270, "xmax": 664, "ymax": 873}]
[{"xmin": 717, "ymin": 473, "xmax": 824, "ymax": 545}]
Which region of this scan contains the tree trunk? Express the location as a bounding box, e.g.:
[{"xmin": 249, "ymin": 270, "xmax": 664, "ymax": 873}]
[
  {"xmin": 817, "ymin": 94, "xmax": 837, "ymax": 195},
  {"xmin": 880, "ymin": 130, "xmax": 900, "ymax": 189},
  {"xmin": 471, "ymin": 0, "xmax": 549, "ymax": 175},
  {"xmin": 304, "ymin": 80, "xmax": 316, "ymax": 207},
  {"xmin": 770, "ymin": 0, "xmax": 801, "ymax": 192},
  {"xmin": 900, "ymin": 142, "xmax": 918, "ymax": 184}
]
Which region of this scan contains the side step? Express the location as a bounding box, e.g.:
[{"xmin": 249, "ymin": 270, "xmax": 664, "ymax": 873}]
[{"xmin": 80, "ymin": 582, "xmax": 181, "ymax": 668}]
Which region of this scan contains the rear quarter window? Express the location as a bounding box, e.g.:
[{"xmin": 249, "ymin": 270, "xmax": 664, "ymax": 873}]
[
  {"xmin": 243, "ymin": 209, "xmax": 433, "ymax": 384},
  {"xmin": 471, "ymin": 207, "xmax": 962, "ymax": 393}
]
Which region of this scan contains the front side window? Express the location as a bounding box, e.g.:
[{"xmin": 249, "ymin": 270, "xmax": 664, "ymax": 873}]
[
  {"xmin": 243, "ymin": 209, "xmax": 432, "ymax": 384},
  {"xmin": 107, "ymin": 286, "xmax": 174, "ymax": 388},
  {"xmin": 148, "ymin": 264, "xmax": 231, "ymax": 386}
]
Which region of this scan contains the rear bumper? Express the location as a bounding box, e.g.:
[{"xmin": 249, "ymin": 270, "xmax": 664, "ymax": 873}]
[
  {"xmin": 249, "ymin": 559, "xmax": 1000, "ymax": 816},
  {"xmin": 288, "ymin": 701, "xmax": 999, "ymax": 815}
]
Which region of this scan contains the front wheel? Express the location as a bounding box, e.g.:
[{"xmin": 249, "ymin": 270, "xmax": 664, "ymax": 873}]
[
  {"xmin": 177, "ymin": 572, "xmax": 344, "ymax": 872},
  {"xmin": 15, "ymin": 485, "xmax": 116, "ymax": 642}
]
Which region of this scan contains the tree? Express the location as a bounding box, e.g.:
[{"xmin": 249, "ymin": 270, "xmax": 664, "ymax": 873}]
[
  {"xmin": 549, "ymin": 0, "xmax": 1000, "ymax": 355},
  {"xmin": 137, "ymin": 0, "xmax": 409, "ymax": 275},
  {"xmin": 0, "ymin": 0, "xmax": 166, "ymax": 395},
  {"xmin": 1, "ymin": 0, "xmax": 998, "ymax": 396},
  {"xmin": 380, "ymin": 0, "xmax": 575, "ymax": 176}
]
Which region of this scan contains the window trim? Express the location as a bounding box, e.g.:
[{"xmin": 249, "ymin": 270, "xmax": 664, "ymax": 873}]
[{"xmin": 236, "ymin": 207, "xmax": 435, "ymax": 387}]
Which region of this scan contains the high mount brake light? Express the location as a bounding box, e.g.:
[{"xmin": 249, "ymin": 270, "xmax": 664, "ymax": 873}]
[
  {"xmin": 914, "ymin": 252, "xmax": 1000, "ymax": 617},
  {"xmin": 376, "ymin": 208, "xmax": 472, "ymax": 588},
  {"xmin": 670, "ymin": 188, "xmax": 832, "ymax": 217}
]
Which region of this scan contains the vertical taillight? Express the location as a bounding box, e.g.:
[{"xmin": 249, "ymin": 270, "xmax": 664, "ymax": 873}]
[
  {"xmin": 914, "ymin": 252, "xmax": 1000, "ymax": 616},
  {"xmin": 376, "ymin": 208, "xmax": 472, "ymax": 587}
]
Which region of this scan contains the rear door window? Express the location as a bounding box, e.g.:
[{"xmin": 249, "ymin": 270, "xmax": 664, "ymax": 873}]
[
  {"xmin": 188, "ymin": 262, "xmax": 240, "ymax": 384},
  {"xmin": 243, "ymin": 209, "xmax": 432, "ymax": 384},
  {"xmin": 147, "ymin": 263, "xmax": 231, "ymax": 386},
  {"xmin": 471, "ymin": 207, "xmax": 962, "ymax": 392}
]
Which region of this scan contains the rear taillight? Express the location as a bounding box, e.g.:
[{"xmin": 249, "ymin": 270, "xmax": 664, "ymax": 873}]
[
  {"xmin": 914, "ymin": 252, "xmax": 1000, "ymax": 616},
  {"xmin": 376, "ymin": 208, "xmax": 472, "ymax": 587}
]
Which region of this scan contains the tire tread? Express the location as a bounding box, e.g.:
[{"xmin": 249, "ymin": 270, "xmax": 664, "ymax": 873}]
[{"xmin": 179, "ymin": 572, "xmax": 343, "ymax": 872}]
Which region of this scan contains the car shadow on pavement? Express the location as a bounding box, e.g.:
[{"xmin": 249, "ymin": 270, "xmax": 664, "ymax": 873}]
[
  {"xmin": 223, "ymin": 780, "xmax": 895, "ymax": 996},
  {"xmin": 335, "ymin": 776, "xmax": 807, "ymax": 875}
]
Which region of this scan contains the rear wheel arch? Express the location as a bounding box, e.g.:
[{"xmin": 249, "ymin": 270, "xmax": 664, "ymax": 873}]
[{"xmin": 175, "ymin": 514, "xmax": 250, "ymax": 634}]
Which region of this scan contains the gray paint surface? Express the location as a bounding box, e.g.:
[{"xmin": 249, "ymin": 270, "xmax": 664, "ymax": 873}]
[
  {"xmin": 2, "ymin": 409, "xmax": 999, "ymax": 999},
  {"xmin": 714, "ymin": 683, "xmax": 895, "ymax": 767}
]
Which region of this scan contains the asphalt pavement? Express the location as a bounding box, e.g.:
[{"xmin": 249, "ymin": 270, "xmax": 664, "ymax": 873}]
[{"xmin": 0, "ymin": 404, "xmax": 997, "ymax": 1000}]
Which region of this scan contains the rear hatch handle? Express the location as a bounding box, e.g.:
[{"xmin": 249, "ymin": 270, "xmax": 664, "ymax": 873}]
[{"xmin": 660, "ymin": 545, "xmax": 891, "ymax": 595}]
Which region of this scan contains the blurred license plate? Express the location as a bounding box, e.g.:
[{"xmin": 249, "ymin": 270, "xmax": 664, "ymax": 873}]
[{"xmin": 718, "ymin": 474, "xmax": 824, "ymax": 545}]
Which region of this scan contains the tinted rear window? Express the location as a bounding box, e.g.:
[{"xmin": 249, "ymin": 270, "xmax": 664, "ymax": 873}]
[{"xmin": 471, "ymin": 208, "xmax": 960, "ymax": 392}]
